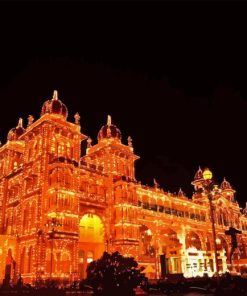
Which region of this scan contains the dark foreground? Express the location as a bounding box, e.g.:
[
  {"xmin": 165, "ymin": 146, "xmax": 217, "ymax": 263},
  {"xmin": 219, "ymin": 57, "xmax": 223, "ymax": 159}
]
[{"xmin": 0, "ymin": 274, "xmax": 247, "ymax": 296}]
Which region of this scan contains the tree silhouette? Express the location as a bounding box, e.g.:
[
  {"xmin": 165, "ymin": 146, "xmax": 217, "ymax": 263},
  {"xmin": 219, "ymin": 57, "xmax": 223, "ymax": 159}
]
[{"xmin": 86, "ymin": 251, "xmax": 145, "ymax": 296}]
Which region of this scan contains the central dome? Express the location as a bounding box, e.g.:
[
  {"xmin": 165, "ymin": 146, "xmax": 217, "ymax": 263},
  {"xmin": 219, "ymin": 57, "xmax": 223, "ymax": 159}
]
[
  {"xmin": 97, "ymin": 115, "xmax": 121, "ymax": 142},
  {"xmin": 41, "ymin": 90, "xmax": 68, "ymax": 119}
]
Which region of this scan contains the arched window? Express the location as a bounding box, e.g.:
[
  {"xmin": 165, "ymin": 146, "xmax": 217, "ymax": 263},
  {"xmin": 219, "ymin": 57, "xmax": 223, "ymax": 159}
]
[
  {"xmin": 185, "ymin": 231, "xmax": 202, "ymax": 250},
  {"xmin": 51, "ymin": 136, "xmax": 56, "ymax": 153},
  {"xmin": 58, "ymin": 142, "xmax": 65, "ymax": 155},
  {"xmin": 66, "ymin": 142, "xmax": 71, "ymax": 157},
  {"xmin": 60, "ymin": 251, "xmax": 71, "ymax": 273}
]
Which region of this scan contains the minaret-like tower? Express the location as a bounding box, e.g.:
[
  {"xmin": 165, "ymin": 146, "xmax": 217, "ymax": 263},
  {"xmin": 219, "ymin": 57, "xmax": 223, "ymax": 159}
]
[
  {"xmin": 220, "ymin": 177, "xmax": 235, "ymax": 201},
  {"xmin": 0, "ymin": 90, "xmax": 87, "ymax": 281},
  {"xmin": 82, "ymin": 115, "xmax": 140, "ymax": 254},
  {"xmin": 191, "ymin": 166, "xmax": 204, "ymax": 191}
]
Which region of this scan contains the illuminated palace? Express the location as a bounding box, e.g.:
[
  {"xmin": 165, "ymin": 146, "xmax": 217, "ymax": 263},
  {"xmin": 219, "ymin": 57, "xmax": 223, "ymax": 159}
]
[{"xmin": 0, "ymin": 90, "xmax": 247, "ymax": 283}]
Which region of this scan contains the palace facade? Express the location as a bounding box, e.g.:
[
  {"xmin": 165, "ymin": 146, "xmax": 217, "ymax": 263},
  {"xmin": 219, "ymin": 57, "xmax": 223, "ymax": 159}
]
[{"xmin": 0, "ymin": 90, "xmax": 247, "ymax": 283}]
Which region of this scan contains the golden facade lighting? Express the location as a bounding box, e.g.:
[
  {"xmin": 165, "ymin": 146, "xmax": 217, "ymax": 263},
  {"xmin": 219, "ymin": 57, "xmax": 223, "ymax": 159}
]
[{"xmin": 0, "ymin": 91, "xmax": 246, "ymax": 283}]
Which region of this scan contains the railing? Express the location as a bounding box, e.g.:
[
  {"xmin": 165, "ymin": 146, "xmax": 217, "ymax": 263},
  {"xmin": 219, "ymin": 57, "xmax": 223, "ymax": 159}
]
[{"xmin": 138, "ymin": 201, "xmax": 206, "ymax": 223}]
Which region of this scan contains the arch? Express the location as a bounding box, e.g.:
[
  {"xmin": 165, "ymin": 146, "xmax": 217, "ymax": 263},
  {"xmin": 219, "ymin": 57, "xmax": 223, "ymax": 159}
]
[
  {"xmin": 79, "ymin": 214, "xmax": 104, "ymax": 243},
  {"xmin": 185, "ymin": 231, "xmax": 202, "ymax": 250},
  {"xmin": 159, "ymin": 227, "xmax": 181, "ymax": 255},
  {"xmin": 60, "ymin": 250, "xmax": 71, "ymax": 274},
  {"xmin": 78, "ymin": 213, "xmax": 105, "ymax": 279}
]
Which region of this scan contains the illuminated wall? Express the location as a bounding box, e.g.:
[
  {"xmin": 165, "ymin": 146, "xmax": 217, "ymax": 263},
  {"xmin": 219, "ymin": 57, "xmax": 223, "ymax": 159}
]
[{"xmin": 0, "ymin": 90, "xmax": 246, "ymax": 283}]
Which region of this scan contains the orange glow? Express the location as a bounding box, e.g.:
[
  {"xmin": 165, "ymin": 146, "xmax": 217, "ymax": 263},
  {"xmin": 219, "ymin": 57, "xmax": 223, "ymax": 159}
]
[{"xmin": 0, "ymin": 90, "xmax": 246, "ymax": 283}]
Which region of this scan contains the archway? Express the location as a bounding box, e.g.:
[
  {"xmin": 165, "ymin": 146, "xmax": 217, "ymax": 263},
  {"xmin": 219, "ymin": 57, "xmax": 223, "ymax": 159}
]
[
  {"xmin": 185, "ymin": 231, "xmax": 202, "ymax": 250},
  {"xmin": 185, "ymin": 231, "xmax": 203, "ymax": 277},
  {"xmin": 78, "ymin": 214, "xmax": 105, "ymax": 279},
  {"xmin": 160, "ymin": 228, "xmax": 182, "ymax": 275}
]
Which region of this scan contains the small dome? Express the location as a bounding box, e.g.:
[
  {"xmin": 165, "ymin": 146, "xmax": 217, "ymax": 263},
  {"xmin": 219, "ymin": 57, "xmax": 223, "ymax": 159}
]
[
  {"xmin": 7, "ymin": 118, "xmax": 25, "ymax": 141},
  {"xmin": 220, "ymin": 177, "xmax": 232, "ymax": 190},
  {"xmin": 194, "ymin": 167, "xmax": 203, "ymax": 180},
  {"xmin": 97, "ymin": 115, "xmax": 121, "ymax": 141},
  {"xmin": 41, "ymin": 90, "xmax": 68, "ymax": 119}
]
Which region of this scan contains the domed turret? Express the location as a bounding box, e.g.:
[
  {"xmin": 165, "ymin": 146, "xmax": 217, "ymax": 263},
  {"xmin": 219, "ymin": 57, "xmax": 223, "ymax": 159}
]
[
  {"xmin": 7, "ymin": 118, "xmax": 25, "ymax": 141},
  {"xmin": 41, "ymin": 90, "xmax": 68, "ymax": 119},
  {"xmin": 191, "ymin": 166, "xmax": 205, "ymax": 192},
  {"xmin": 220, "ymin": 177, "xmax": 235, "ymax": 201},
  {"xmin": 194, "ymin": 166, "xmax": 203, "ymax": 180},
  {"xmin": 97, "ymin": 115, "xmax": 121, "ymax": 142},
  {"xmin": 220, "ymin": 177, "xmax": 232, "ymax": 191}
]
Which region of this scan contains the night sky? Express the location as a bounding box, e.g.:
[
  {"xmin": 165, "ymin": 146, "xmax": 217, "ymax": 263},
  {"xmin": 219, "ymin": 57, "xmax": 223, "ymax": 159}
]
[{"xmin": 0, "ymin": 1, "xmax": 247, "ymax": 207}]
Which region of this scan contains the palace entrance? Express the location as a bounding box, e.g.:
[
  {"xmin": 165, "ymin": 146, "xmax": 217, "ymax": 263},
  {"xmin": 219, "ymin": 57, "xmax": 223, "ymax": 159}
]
[
  {"xmin": 160, "ymin": 228, "xmax": 182, "ymax": 276},
  {"xmin": 78, "ymin": 214, "xmax": 105, "ymax": 279}
]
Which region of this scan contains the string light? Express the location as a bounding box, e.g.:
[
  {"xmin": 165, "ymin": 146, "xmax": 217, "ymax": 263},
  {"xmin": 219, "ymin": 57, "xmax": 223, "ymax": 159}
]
[{"xmin": 0, "ymin": 91, "xmax": 246, "ymax": 283}]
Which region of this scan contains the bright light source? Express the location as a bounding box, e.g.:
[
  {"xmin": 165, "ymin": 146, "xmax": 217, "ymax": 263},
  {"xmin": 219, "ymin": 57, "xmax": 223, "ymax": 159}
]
[{"xmin": 203, "ymin": 168, "xmax": 213, "ymax": 180}]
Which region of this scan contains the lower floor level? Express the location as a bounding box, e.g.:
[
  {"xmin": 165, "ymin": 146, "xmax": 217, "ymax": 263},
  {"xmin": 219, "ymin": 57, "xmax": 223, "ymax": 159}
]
[{"xmin": 0, "ymin": 213, "xmax": 247, "ymax": 283}]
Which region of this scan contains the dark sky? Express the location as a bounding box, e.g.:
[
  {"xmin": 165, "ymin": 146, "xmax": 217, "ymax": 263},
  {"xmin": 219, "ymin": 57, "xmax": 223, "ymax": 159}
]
[{"xmin": 0, "ymin": 1, "xmax": 247, "ymax": 207}]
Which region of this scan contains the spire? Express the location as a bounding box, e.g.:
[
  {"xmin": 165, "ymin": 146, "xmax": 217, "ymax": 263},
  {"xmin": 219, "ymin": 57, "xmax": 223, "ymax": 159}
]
[
  {"xmin": 178, "ymin": 188, "xmax": 184, "ymax": 196},
  {"xmin": 194, "ymin": 166, "xmax": 203, "ymax": 180},
  {"xmin": 107, "ymin": 115, "xmax": 112, "ymax": 127},
  {"xmin": 127, "ymin": 136, "xmax": 133, "ymax": 147},
  {"xmin": 52, "ymin": 90, "xmax": 58, "ymax": 100},
  {"xmin": 153, "ymin": 178, "xmax": 159, "ymax": 188},
  {"xmin": 28, "ymin": 115, "xmax": 34, "ymax": 126},
  {"xmin": 74, "ymin": 112, "xmax": 80, "ymax": 125},
  {"xmin": 17, "ymin": 118, "xmax": 23, "ymax": 128},
  {"xmin": 221, "ymin": 177, "xmax": 232, "ymax": 190}
]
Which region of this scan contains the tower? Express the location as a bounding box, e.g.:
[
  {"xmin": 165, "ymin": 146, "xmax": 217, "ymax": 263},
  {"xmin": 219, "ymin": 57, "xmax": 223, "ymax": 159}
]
[
  {"xmin": 220, "ymin": 178, "xmax": 235, "ymax": 202},
  {"xmin": 82, "ymin": 115, "xmax": 140, "ymax": 255}
]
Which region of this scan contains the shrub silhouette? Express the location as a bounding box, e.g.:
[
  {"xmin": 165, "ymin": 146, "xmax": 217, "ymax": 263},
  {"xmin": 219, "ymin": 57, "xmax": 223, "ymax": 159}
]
[{"xmin": 86, "ymin": 251, "xmax": 145, "ymax": 296}]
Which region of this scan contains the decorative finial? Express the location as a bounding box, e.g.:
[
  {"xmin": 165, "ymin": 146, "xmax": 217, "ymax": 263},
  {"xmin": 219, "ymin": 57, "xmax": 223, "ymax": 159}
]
[
  {"xmin": 107, "ymin": 115, "xmax": 112, "ymax": 127},
  {"xmin": 153, "ymin": 178, "xmax": 159, "ymax": 188},
  {"xmin": 17, "ymin": 118, "xmax": 23, "ymax": 128},
  {"xmin": 87, "ymin": 137, "xmax": 92, "ymax": 148},
  {"xmin": 28, "ymin": 115, "xmax": 34, "ymax": 126},
  {"xmin": 52, "ymin": 90, "xmax": 58, "ymax": 100},
  {"xmin": 74, "ymin": 112, "xmax": 80, "ymax": 125},
  {"xmin": 127, "ymin": 136, "xmax": 133, "ymax": 147},
  {"xmin": 178, "ymin": 188, "xmax": 184, "ymax": 196}
]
